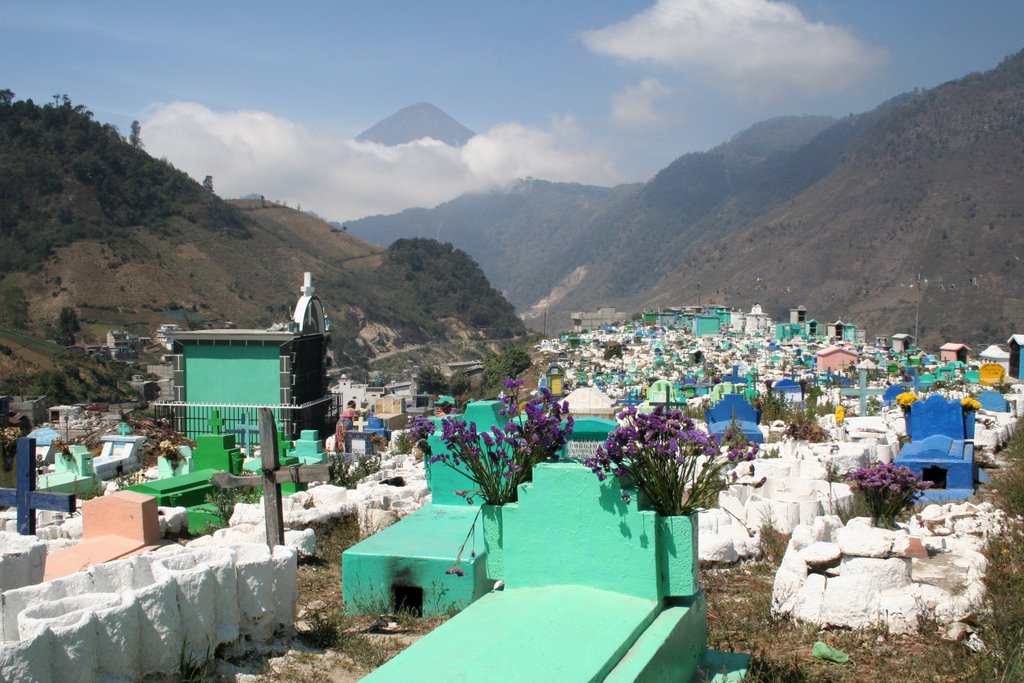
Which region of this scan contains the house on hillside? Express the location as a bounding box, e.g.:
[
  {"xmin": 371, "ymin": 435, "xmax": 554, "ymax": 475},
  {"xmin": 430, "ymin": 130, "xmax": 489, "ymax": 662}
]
[{"xmin": 890, "ymin": 333, "xmax": 914, "ymax": 353}]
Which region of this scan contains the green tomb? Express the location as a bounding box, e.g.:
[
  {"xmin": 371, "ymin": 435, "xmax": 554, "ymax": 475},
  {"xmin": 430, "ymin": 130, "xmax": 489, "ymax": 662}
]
[
  {"xmin": 366, "ymin": 463, "xmax": 749, "ymax": 682},
  {"xmin": 341, "ymin": 401, "xmax": 509, "ymax": 617}
]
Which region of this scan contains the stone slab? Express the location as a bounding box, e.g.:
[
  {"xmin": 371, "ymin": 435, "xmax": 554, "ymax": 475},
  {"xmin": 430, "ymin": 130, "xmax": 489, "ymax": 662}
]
[{"xmin": 364, "ymin": 586, "xmax": 659, "ymax": 682}]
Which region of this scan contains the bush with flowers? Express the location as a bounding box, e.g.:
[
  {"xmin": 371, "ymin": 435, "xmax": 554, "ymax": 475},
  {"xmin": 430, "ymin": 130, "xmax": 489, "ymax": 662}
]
[
  {"xmin": 845, "ymin": 461, "xmax": 930, "ymax": 529},
  {"xmin": 584, "ymin": 405, "xmax": 758, "ymax": 517},
  {"xmin": 1, "ymin": 426, "xmax": 22, "ymax": 469},
  {"xmin": 409, "ymin": 379, "xmax": 574, "ymax": 506}
]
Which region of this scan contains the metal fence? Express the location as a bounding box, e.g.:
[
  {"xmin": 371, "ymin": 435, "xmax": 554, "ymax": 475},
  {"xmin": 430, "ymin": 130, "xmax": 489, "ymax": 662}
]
[{"xmin": 152, "ymin": 395, "xmax": 339, "ymax": 444}]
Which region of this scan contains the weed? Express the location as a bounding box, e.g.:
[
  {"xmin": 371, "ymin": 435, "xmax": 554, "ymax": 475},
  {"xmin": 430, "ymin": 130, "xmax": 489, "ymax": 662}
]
[
  {"xmin": 178, "ymin": 642, "xmax": 212, "ymax": 683},
  {"xmin": 392, "ymin": 430, "xmax": 413, "ymax": 455},
  {"xmin": 202, "ymin": 485, "xmax": 262, "ymax": 531},
  {"xmin": 758, "ymin": 510, "xmax": 790, "ymax": 564},
  {"xmin": 329, "ymin": 452, "xmax": 381, "ymax": 489}
]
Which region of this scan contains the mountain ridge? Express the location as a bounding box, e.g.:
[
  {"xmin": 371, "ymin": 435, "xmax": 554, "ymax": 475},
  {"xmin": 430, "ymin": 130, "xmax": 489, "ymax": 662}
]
[{"xmin": 344, "ymin": 49, "xmax": 1024, "ymax": 346}]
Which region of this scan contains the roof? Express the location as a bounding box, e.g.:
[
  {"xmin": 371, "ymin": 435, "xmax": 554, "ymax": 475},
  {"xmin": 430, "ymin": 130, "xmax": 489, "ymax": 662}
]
[
  {"xmin": 940, "ymin": 343, "xmax": 970, "ymax": 351},
  {"xmin": 170, "ymin": 329, "xmax": 299, "ymax": 343},
  {"xmin": 980, "ymin": 344, "xmax": 1009, "ymax": 359},
  {"xmin": 891, "ymin": 333, "xmax": 913, "ymax": 340},
  {"xmin": 1008, "ymin": 335, "xmax": 1024, "ymax": 346}
]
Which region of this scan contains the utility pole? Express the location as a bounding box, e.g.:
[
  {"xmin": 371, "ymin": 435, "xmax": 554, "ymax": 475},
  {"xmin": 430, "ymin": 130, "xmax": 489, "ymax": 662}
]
[{"xmin": 914, "ymin": 274, "xmax": 925, "ymax": 344}]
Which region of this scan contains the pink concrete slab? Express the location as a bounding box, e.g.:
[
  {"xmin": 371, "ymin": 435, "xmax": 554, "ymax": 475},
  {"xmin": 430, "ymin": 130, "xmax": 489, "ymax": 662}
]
[
  {"xmin": 82, "ymin": 490, "xmax": 161, "ymax": 545},
  {"xmin": 43, "ymin": 535, "xmax": 168, "ymax": 581}
]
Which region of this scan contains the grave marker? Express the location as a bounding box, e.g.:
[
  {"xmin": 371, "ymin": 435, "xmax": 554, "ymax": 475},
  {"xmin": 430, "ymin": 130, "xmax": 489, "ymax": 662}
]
[
  {"xmin": 0, "ymin": 438, "xmax": 76, "ymax": 535},
  {"xmin": 226, "ymin": 412, "xmax": 261, "ymax": 452},
  {"xmin": 210, "ymin": 408, "xmax": 330, "ymax": 548},
  {"xmin": 840, "ymin": 368, "xmax": 887, "ymax": 416},
  {"xmin": 979, "ymin": 363, "xmax": 1006, "ymax": 386}
]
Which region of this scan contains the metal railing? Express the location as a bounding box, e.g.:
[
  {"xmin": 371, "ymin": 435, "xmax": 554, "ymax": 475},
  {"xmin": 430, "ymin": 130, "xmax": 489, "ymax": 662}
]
[{"xmin": 151, "ymin": 395, "xmax": 339, "ymax": 443}]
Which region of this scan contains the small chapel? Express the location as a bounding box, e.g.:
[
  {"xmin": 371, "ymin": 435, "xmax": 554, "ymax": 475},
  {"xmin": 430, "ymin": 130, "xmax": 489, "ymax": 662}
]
[{"xmin": 156, "ymin": 272, "xmax": 334, "ymax": 440}]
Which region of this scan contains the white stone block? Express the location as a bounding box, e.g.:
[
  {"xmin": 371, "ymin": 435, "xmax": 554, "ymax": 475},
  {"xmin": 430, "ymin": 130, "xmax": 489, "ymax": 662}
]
[
  {"xmin": 791, "ymin": 573, "xmax": 827, "ymax": 624},
  {"xmin": 839, "ymin": 556, "xmax": 912, "ymax": 589},
  {"xmin": 799, "ymin": 542, "xmax": 841, "ymax": 570},
  {"xmin": 699, "ymin": 532, "xmax": 739, "ymax": 564},
  {"xmin": 0, "ymin": 533, "xmax": 47, "ymax": 592},
  {"xmin": 152, "ymin": 552, "xmax": 218, "ymax": 661},
  {"xmin": 285, "ymin": 528, "xmax": 317, "ymax": 557},
  {"xmin": 836, "ymin": 525, "xmax": 898, "ymax": 558},
  {"xmin": 878, "ymin": 588, "xmax": 920, "ymax": 634},
  {"xmin": 820, "ymin": 575, "xmax": 880, "ymax": 629}
]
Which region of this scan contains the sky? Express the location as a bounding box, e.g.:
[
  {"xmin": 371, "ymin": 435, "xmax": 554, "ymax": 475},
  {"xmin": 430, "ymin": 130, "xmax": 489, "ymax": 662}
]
[{"xmin": 4, "ymin": 0, "xmax": 1024, "ymax": 222}]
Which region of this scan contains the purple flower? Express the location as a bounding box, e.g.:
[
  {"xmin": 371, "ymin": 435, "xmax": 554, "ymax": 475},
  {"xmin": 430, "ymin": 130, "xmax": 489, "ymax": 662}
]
[
  {"xmin": 585, "ymin": 402, "xmax": 757, "ymax": 516},
  {"xmin": 445, "ymin": 567, "xmax": 465, "ymax": 577},
  {"xmin": 429, "ymin": 377, "xmax": 574, "ymax": 505}
]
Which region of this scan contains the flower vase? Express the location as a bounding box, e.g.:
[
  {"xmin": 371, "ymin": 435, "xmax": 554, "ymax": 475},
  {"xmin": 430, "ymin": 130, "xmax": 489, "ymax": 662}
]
[
  {"xmin": 481, "ymin": 504, "xmax": 505, "ymax": 581},
  {"xmin": 656, "ymin": 513, "xmax": 699, "ymax": 598},
  {"xmin": 963, "ymin": 411, "xmax": 976, "ymax": 440}
]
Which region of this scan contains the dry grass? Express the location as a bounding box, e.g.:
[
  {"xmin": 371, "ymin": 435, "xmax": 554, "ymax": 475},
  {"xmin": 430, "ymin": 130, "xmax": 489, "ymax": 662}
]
[
  {"xmin": 705, "ymin": 421, "xmax": 1024, "ymax": 682},
  {"xmin": 258, "ymin": 515, "xmax": 449, "ymax": 682}
]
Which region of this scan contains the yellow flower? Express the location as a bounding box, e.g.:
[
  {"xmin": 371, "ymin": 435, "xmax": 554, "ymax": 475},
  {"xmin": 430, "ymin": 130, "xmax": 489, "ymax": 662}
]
[
  {"xmin": 961, "ymin": 397, "xmax": 981, "ymax": 412},
  {"xmin": 896, "ymin": 392, "xmax": 919, "ymax": 409},
  {"xmin": 835, "ymin": 406, "xmax": 845, "ymax": 424}
]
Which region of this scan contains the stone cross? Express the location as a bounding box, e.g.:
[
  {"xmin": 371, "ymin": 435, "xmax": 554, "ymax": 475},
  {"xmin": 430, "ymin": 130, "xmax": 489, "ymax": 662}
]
[
  {"xmin": 903, "ymin": 365, "xmax": 920, "ymax": 392},
  {"xmin": 226, "ymin": 412, "xmax": 261, "ymax": 451},
  {"xmin": 0, "ymin": 438, "xmax": 76, "ymax": 535},
  {"xmin": 352, "ymin": 414, "xmax": 369, "ymax": 432},
  {"xmin": 117, "ymin": 422, "xmax": 132, "ymax": 437},
  {"xmin": 840, "ymin": 368, "xmax": 887, "ymax": 416},
  {"xmin": 210, "ymin": 408, "xmax": 330, "ymax": 548},
  {"xmin": 208, "ymin": 410, "xmax": 225, "ymax": 435}
]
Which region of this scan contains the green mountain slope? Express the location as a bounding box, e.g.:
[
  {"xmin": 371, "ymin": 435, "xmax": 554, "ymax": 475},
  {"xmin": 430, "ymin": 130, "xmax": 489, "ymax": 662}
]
[{"xmin": 0, "ymin": 92, "xmax": 525, "ymax": 381}]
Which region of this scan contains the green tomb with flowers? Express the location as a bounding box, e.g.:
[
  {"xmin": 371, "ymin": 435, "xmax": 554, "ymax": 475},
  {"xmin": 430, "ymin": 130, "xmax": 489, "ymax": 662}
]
[
  {"xmin": 341, "ymin": 401, "xmax": 506, "ymax": 617},
  {"xmin": 366, "ymin": 462, "xmax": 749, "ymax": 682},
  {"xmin": 36, "ymin": 445, "xmax": 102, "ymax": 497},
  {"xmin": 128, "ymin": 411, "xmax": 247, "ymax": 533}
]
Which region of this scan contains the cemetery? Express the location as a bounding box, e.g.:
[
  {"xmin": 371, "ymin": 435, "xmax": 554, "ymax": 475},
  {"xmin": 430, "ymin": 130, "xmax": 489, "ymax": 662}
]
[{"xmin": 4, "ymin": 298, "xmax": 1024, "ymax": 681}]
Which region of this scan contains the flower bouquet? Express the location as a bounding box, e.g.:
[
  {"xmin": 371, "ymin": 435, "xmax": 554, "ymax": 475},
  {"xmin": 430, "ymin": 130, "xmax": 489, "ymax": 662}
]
[
  {"xmin": 584, "ymin": 404, "xmax": 757, "ymax": 517},
  {"xmin": 845, "ymin": 461, "xmax": 930, "ymax": 529},
  {"xmin": 895, "ymin": 391, "xmax": 918, "ymax": 412},
  {"xmin": 961, "ymin": 396, "xmax": 981, "ymax": 413},
  {"xmin": 411, "ymin": 380, "xmax": 574, "ymax": 580},
  {"xmin": 412, "ymin": 379, "xmax": 574, "ymax": 506},
  {"xmin": 158, "ymin": 439, "xmax": 183, "ymax": 470}
]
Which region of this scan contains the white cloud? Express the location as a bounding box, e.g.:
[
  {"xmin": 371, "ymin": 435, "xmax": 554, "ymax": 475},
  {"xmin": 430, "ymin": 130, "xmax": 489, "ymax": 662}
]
[
  {"xmin": 141, "ymin": 103, "xmax": 620, "ymax": 221},
  {"xmin": 609, "ymin": 78, "xmax": 674, "ymax": 129},
  {"xmin": 582, "ymin": 0, "xmax": 888, "ymax": 98}
]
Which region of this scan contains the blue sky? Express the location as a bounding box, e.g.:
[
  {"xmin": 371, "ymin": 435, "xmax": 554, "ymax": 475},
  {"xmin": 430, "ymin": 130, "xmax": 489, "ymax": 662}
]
[{"xmin": 4, "ymin": 1, "xmax": 1023, "ymax": 221}]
